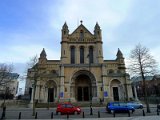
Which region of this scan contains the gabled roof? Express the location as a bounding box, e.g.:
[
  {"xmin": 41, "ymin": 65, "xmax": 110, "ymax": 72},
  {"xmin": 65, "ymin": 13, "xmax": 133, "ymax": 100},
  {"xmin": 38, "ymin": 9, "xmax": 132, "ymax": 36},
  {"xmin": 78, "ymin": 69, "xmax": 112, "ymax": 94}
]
[{"xmin": 70, "ymin": 24, "xmax": 93, "ymax": 36}]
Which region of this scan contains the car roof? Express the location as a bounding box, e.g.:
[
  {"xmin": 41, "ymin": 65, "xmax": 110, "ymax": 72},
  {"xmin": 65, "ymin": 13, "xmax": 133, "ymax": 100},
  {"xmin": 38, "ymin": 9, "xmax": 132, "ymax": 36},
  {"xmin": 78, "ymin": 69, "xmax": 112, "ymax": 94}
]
[{"xmin": 58, "ymin": 102, "xmax": 72, "ymax": 105}]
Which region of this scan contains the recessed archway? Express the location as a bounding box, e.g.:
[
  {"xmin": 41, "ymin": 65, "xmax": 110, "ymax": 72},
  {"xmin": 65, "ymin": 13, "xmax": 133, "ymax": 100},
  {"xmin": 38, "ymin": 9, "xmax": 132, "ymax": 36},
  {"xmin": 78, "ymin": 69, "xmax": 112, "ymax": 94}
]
[
  {"xmin": 71, "ymin": 70, "xmax": 97, "ymax": 102},
  {"xmin": 45, "ymin": 80, "xmax": 57, "ymax": 102},
  {"xmin": 110, "ymin": 79, "xmax": 121, "ymax": 101}
]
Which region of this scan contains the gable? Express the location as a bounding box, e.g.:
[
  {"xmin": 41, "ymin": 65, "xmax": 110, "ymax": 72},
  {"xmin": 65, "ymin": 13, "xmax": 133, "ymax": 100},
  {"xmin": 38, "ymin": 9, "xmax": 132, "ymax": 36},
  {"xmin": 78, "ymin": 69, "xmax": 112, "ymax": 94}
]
[{"xmin": 69, "ymin": 24, "xmax": 94, "ymax": 42}]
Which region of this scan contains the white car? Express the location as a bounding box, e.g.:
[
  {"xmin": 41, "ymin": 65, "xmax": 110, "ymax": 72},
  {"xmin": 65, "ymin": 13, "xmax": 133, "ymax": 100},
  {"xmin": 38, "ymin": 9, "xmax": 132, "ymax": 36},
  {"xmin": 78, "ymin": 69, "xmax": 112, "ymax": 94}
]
[{"xmin": 127, "ymin": 101, "xmax": 143, "ymax": 109}]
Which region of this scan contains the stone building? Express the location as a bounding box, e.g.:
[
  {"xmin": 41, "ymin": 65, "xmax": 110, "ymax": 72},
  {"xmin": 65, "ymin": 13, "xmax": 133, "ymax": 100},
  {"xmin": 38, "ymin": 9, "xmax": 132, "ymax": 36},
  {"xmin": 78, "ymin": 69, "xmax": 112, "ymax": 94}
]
[
  {"xmin": 0, "ymin": 72, "xmax": 19, "ymax": 98},
  {"xmin": 27, "ymin": 22, "xmax": 133, "ymax": 103}
]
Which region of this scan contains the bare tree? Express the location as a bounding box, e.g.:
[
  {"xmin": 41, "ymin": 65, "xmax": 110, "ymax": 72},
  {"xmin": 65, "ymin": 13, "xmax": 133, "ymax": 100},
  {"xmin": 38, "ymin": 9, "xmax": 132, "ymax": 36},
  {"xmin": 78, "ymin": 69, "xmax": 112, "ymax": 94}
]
[
  {"xmin": 0, "ymin": 63, "xmax": 14, "ymax": 85},
  {"xmin": 0, "ymin": 63, "xmax": 19, "ymax": 105},
  {"xmin": 27, "ymin": 55, "xmax": 38, "ymax": 68},
  {"xmin": 26, "ymin": 55, "xmax": 38, "ymax": 116},
  {"xmin": 128, "ymin": 44, "xmax": 158, "ymax": 113}
]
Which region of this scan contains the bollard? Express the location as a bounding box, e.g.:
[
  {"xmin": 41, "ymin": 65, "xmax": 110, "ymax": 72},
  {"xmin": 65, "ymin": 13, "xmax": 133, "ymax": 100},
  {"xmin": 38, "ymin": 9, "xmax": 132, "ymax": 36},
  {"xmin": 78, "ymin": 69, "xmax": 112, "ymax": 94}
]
[
  {"xmin": 128, "ymin": 110, "xmax": 130, "ymax": 117},
  {"xmin": 18, "ymin": 112, "xmax": 21, "ymax": 119},
  {"xmin": 90, "ymin": 107, "xmax": 93, "ymax": 115},
  {"xmin": 98, "ymin": 111, "xmax": 100, "ymax": 118},
  {"xmin": 67, "ymin": 112, "xmax": 69, "ymax": 119},
  {"xmin": 113, "ymin": 111, "xmax": 115, "ymax": 117},
  {"xmin": 51, "ymin": 112, "xmax": 53, "ymax": 119},
  {"xmin": 82, "ymin": 112, "xmax": 85, "ymax": 118},
  {"xmin": 35, "ymin": 112, "xmax": 37, "ymax": 119},
  {"xmin": 1, "ymin": 106, "xmax": 6, "ymax": 119},
  {"xmin": 142, "ymin": 110, "xmax": 145, "ymax": 116},
  {"xmin": 157, "ymin": 109, "xmax": 159, "ymax": 116},
  {"xmin": 1, "ymin": 111, "xmax": 4, "ymax": 120}
]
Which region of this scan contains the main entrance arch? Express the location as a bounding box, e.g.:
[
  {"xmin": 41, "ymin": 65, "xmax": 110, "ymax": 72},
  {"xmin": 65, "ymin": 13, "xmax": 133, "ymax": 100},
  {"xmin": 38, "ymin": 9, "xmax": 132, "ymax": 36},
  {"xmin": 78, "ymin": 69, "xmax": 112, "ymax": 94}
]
[
  {"xmin": 45, "ymin": 80, "xmax": 57, "ymax": 102},
  {"xmin": 110, "ymin": 79, "xmax": 121, "ymax": 101},
  {"xmin": 71, "ymin": 70, "xmax": 97, "ymax": 102}
]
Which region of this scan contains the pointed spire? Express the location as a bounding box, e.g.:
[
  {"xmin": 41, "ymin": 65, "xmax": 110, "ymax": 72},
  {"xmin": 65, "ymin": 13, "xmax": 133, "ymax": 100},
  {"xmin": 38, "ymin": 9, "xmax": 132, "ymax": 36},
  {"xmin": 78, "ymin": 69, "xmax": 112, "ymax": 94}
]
[
  {"xmin": 95, "ymin": 22, "xmax": 100, "ymax": 30},
  {"xmin": 40, "ymin": 48, "xmax": 46, "ymax": 58},
  {"xmin": 116, "ymin": 48, "xmax": 123, "ymax": 58},
  {"xmin": 62, "ymin": 22, "xmax": 68, "ymax": 29}
]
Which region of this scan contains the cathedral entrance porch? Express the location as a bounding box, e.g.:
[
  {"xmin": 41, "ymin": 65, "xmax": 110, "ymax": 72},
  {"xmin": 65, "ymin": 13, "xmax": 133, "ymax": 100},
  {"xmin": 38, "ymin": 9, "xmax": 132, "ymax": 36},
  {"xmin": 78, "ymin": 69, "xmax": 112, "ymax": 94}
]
[
  {"xmin": 77, "ymin": 86, "xmax": 89, "ymax": 101},
  {"xmin": 75, "ymin": 75, "xmax": 91, "ymax": 102},
  {"xmin": 71, "ymin": 70, "xmax": 97, "ymax": 102},
  {"xmin": 48, "ymin": 88, "xmax": 54, "ymax": 102}
]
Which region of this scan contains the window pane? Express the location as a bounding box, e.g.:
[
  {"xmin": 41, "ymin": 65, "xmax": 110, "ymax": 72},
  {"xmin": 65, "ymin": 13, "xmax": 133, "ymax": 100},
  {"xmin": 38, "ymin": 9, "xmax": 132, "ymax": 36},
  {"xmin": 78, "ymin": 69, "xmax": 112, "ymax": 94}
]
[
  {"xmin": 89, "ymin": 47, "xmax": 93, "ymax": 63},
  {"xmin": 80, "ymin": 47, "xmax": 84, "ymax": 63},
  {"xmin": 71, "ymin": 47, "xmax": 75, "ymax": 64}
]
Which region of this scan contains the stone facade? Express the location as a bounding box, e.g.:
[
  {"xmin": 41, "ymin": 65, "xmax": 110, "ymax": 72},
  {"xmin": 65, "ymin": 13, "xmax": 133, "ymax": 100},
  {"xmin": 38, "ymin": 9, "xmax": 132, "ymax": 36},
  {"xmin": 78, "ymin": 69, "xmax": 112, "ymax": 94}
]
[{"xmin": 27, "ymin": 22, "xmax": 133, "ymax": 103}]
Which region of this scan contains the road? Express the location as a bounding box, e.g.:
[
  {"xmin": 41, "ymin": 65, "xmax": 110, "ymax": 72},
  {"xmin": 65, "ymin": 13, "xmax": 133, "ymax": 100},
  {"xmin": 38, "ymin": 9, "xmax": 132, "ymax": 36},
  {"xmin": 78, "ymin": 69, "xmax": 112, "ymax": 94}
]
[{"xmin": 0, "ymin": 107, "xmax": 160, "ymax": 119}]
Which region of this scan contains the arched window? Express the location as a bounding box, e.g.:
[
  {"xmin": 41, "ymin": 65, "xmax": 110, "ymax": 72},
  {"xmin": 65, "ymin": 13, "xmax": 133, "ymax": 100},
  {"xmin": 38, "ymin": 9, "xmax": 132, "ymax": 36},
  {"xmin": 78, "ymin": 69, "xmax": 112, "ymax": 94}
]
[
  {"xmin": 89, "ymin": 46, "xmax": 93, "ymax": 63},
  {"xmin": 70, "ymin": 46, "xmax": 75, "ymax": 64},
  {"xmin": 80, "ymin": 46, "xmax": 84, "ymax": 63},
  {"xmin": 80, "ymin": 30, "xmax": 84, "ymax": 41}
]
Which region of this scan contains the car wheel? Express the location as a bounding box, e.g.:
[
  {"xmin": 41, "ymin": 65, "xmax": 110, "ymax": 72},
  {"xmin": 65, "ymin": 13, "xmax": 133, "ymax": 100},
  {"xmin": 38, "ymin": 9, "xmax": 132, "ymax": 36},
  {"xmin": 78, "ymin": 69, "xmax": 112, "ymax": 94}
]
[
  {"xmin": 129, "ymin": 110, "xmax": 133, "ymax": 113},
  {"xmin": 139, "ymin": 106, "xmax": 143, "ymax": 109},
  {"xmin": 74, "ymin": 111, "xmax": 78, "ymax": 115},
  {"xmin": 108, "ymin": 110, "xmax": 111, "ymax": 113},
  {"xmin": 111, "ymin": 110, "xmax": 114, "ymax": 114}
]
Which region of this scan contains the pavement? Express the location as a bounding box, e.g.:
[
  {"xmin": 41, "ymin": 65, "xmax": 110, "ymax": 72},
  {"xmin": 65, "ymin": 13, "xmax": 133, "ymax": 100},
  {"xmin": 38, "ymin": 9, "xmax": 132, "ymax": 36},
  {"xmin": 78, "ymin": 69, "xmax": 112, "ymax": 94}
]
[
  {"xmin": 0, "ymin": 103, "xmax": 159, "ymax": 119},
  {"xmin": 53, "ymin": 116, "xmax": 160, "ymax": 120}
]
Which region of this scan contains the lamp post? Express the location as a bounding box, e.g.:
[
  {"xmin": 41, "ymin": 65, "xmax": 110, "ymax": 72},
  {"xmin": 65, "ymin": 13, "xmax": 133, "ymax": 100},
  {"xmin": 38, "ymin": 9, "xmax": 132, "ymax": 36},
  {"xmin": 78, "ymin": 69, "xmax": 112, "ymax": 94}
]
[{"xmin": 87, "ymin": 53, "xmax": 92, "ymax": 106}]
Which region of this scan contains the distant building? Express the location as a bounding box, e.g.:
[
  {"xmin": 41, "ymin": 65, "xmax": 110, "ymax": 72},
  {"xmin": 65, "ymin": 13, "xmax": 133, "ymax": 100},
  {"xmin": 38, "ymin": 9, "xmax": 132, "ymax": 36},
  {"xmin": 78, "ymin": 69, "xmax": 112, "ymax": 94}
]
[
  {"xmin": 17, "ymin": 76, "xmax": 26, "ymax": 96},
  {"xmin": 132, "ymin": 75, "xmax": 160, "ymax": 99},
  {"xmin": 27, "ymin": 22, "xmax": 133, "ymax": 103},
  {"xmin": 0, "ymin": 72, "xmax": 19, "ymax": 99}
]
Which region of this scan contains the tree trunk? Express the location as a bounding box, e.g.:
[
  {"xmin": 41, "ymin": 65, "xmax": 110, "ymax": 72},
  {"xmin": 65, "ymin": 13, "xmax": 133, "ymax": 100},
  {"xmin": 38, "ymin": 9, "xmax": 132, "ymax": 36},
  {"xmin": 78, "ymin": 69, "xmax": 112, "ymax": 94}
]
[{"xmin": 142, "ymin": 75, "xmax": 151, "ymax": 113}]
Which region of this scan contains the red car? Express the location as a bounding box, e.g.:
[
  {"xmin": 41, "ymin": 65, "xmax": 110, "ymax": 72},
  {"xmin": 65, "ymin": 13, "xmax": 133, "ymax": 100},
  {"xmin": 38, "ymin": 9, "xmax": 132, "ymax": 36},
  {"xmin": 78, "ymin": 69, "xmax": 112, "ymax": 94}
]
[{"xmin": 56, "ymin": 102, "xmax": 81, "ymax": 115}]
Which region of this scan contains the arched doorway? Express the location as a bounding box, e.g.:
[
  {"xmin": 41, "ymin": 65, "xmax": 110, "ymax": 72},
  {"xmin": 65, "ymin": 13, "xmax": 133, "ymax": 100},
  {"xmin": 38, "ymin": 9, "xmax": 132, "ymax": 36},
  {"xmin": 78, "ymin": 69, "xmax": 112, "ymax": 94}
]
[
  {"xmin": 76, "ymin": 75, "xmax": 90, "ymax": 101},
  {"xmin": 71, "ymin": 70, "xmax": 97, "ymax": 102},
  {"xmin": 110, "ymin": 79, "xmax": 121, "ymax": 101},
  {"xmin": 46, "ymin": 80, "xmax": 57, "ymax": 102}
]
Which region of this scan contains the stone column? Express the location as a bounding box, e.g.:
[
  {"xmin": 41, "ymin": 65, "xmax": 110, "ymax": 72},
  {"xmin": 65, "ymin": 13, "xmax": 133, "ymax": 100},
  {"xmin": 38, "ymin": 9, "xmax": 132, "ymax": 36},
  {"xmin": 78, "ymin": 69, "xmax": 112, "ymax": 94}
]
[
  {"xmin": 133, "ymin": 85, "xmax": 138, "ymax": 101},
  {"xmin": 30, "ymin": 87, "xmax": 34, "ymax": 103},
  {"xmin": 60, "ymin": 65, "xmax": 65, "ymax": 100}
]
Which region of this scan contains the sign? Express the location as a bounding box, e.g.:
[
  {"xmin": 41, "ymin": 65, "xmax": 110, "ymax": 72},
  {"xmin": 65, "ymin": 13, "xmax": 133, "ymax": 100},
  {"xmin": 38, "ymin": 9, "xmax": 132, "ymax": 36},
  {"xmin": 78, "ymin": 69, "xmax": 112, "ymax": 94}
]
[
  {"xmin": 104, "ymin": 91, "xmax": 108, "ymax": 97},
  {"xmin": 60, "ymin": 92, "xmax": 63, "ymax": 97}
]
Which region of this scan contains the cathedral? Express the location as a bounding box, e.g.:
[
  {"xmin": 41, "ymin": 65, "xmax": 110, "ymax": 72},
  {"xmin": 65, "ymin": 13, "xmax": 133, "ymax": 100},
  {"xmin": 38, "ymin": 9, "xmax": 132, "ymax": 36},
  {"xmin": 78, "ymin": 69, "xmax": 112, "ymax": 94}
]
[{"xmin": 27, "ymin": 21, "xmax": 133, "ymax": 104}]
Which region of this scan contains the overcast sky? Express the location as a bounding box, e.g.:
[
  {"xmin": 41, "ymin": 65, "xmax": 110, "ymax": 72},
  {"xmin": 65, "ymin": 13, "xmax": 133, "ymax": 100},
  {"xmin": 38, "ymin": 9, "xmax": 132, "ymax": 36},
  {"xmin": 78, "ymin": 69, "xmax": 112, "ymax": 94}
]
[{"xmin": 0, "ymin": 0, "xmax": 160, "ymax": 76}]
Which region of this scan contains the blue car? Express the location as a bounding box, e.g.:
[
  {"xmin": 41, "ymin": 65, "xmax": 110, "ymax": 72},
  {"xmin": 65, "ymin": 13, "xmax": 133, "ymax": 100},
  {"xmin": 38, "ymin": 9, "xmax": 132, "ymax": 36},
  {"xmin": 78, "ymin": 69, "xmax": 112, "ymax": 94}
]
[
  {"xmin": 106, "ymin": 102, "xmax": 135, "ymax": 113},
  {"xmin": 127, "ymin": 101, "xmax": 143, "ymax": 109}
]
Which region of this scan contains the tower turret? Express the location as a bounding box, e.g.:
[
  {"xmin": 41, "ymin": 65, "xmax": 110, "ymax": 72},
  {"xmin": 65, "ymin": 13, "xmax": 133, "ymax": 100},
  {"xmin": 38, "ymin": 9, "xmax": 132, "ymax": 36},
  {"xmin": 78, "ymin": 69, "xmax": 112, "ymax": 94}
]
[
  {"xmin": 116, "ymin": 48, "xmax": 125, "ymax": 70},
  {"xmin": 62, "ymin": 22, "xmax": 69, "ymax": 41},
  {"xmin": 39, "ymin": 48, "xmax": 47, "ymax": 64},
  {"xmin": 94, "ymin": 22, "xmax": 102, "ymax": 40}
]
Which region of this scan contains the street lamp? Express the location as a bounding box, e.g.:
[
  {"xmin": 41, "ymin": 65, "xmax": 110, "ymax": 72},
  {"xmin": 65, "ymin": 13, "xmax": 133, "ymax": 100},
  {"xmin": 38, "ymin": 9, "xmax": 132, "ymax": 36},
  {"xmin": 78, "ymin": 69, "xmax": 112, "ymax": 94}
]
[{"xmin": 87, "ymin": 53, "xmax": 92, "ymax": 106}]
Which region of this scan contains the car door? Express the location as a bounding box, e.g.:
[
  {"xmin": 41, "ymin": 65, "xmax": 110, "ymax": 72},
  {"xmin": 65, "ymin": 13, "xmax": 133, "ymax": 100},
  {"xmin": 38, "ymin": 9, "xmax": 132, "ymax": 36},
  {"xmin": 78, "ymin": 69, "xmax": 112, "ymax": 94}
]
[
  {"xmin": 60, "ymin": 104, "xmax": 66, "ymax": 114},
  {"xmin": 119, "ymin": 103, "xmax": 128, "ymax": 111},
  {"xmin": 66, "ymin": 104, "xmax": 74, "ymax": 114}
]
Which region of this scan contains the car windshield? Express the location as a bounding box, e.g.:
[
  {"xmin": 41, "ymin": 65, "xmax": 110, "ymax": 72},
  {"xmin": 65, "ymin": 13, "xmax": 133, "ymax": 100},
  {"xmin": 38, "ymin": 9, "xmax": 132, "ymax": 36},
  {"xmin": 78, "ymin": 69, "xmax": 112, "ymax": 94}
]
[
  {"xmin": 66, "ymin": 104, "xmax": 73, "ymax": 108},
  {"xmin": 113, "ymin": 103, "xmax": 119, "ymax": 106},
  {"xmin": 119, "ymin": 103, "xmax": 127, "ymax": 106}
]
